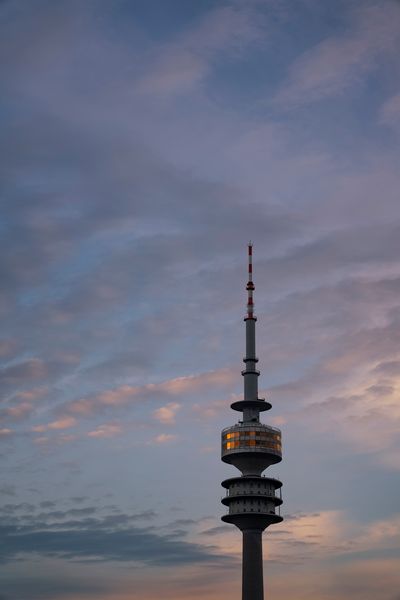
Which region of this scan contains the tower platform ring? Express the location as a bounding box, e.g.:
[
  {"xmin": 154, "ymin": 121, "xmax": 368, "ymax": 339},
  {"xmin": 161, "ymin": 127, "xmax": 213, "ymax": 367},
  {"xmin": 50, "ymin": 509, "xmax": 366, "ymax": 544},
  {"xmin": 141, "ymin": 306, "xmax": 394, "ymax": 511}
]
[
  {"xmin": 222, "ymin": 513, "xmax": 283, "ymax": 531},
  {"xmin": 231, "ymin": 399, "xmax": 271, "ymax": 412},
  {"xmin": 221, "ymin": 476, "xmax": 282, "ymax": 489},
  {"xmin": 221, "ymin": 494, "xmax": 283, "ymax": 507}
]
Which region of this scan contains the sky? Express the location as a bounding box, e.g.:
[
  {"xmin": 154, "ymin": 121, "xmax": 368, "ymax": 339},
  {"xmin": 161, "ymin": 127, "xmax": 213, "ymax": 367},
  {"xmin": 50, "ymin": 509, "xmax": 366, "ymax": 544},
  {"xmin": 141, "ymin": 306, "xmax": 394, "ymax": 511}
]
[{"xmin": 1, "ymin": 0, "xmax": 400, "ymax": 598}]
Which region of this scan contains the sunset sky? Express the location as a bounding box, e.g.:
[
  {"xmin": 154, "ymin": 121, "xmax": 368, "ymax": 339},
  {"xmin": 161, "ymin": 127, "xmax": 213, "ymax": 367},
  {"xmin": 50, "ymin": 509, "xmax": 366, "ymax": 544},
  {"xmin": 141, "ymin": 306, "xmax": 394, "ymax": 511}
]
[{"xmin": 1, "ymin": 0, "xmax": 400, "ymax": 598}]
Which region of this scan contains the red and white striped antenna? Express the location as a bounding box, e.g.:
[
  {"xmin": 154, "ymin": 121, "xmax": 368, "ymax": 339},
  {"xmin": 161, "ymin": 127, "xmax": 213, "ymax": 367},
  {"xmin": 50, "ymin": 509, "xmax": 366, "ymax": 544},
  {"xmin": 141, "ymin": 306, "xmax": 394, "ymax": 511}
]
[{"xmin": 246, "ymin": 242, "xmax": 255, "ymax": 318}]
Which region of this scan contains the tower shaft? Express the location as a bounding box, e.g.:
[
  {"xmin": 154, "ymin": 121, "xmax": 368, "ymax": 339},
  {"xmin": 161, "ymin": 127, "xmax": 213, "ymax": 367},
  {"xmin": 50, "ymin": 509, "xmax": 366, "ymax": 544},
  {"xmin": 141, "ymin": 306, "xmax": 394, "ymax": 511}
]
[
  {"xmin": 243, "ymin": 316, "xmax": 259, "ymax": 421},
  {"xmin": 242, "ymin": 529, "xmax": 264, "ymax": 600}
]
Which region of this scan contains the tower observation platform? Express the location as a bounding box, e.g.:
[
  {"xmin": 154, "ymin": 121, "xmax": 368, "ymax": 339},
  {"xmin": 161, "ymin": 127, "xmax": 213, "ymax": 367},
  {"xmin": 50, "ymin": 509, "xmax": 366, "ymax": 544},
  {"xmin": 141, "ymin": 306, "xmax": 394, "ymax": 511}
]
[{"xmin": 221, "ymin": 244, "xmax": 283, "ymax": 600}]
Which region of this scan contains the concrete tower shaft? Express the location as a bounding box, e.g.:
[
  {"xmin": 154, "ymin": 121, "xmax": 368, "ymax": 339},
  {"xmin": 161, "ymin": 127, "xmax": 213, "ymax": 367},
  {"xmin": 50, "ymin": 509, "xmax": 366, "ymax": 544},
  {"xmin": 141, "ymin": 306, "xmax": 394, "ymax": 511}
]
[{"xmin": 220, "ymin": 244, "xmax": 283, "ymax": 600}]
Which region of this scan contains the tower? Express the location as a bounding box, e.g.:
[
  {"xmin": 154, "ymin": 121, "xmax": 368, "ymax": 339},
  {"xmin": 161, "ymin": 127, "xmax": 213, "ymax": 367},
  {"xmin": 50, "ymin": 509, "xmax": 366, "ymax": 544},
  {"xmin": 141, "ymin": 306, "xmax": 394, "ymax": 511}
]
[{"xmin": 221, "ymin": 243, "xmax": 283, "ymax": 600}]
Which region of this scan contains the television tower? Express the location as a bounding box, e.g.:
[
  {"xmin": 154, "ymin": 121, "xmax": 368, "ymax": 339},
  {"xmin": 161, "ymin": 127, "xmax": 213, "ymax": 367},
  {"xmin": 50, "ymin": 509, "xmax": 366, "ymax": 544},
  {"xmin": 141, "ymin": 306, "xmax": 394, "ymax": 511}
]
[{"xmin": 221, "ymin": 243, "xmax": 283, "ymax": 600}]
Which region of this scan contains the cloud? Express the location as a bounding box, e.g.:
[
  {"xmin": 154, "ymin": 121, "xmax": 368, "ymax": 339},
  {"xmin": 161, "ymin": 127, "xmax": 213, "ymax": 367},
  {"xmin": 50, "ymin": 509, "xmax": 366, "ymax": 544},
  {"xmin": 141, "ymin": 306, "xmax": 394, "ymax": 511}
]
[
  {"xmin": 0, "ymin": 386, "xmax": 49, "ymax": 426},
  {"xmin": 0, "ymin": 359, "xmax": 47, "ymax": 390},
  {"xmin": 153, "ymin": 433, "xmax": 177, "ymax": 444},
  {"xmin": 0, "ymin": 429, "xmax": 13, "ymax": 437},
  {"xmin": 87, "ymin": 424, "xmax": 122, "ymax": 438},
  {"xmin": 137, "ymin": 4, "xmax": 264, "ymax": 96},
  {"xmin": 0, "ymin": 339, "xmax": 18, "ymax": 359},
  {"xmin": 153, "ymin": 402, "xmax": 181, "ymax": 425},
  {"xmin": 33, "ymin": 433, "xmax": 78, "ymax": 446},
  {"xmin": 12, "ymin": 387, "xmax": 48, "ymax": 402},
  {"xmin": 200, "ymin": 525, "xmax": 232, "ymax": 537},
  {"xmin": 263, "ymin": 225, "xmax": 400, "ymax": 290},
  {"xmin": 299, "ymin": 372, "xmax": 400, "ymax": 469},
  {"xmin": 268, "ymin": 556, "xmax": 400, "ymax": 600},
  {"xmin": 39, "ymin": 501, "xmax": 57, "ymax": 509},
  {"xmin": 258, "ymin": 509, "xmax": 400, "ymax": 572},
  {"xmin": 59, "ymin": 368, "xmax": 235, "ymax": 419},
  {"xmin": 0, "ymin": 485, "xmax": 15, "ymax": 497},
  {"xmin": 0, "ymin": 563, "xmax": 111, "ymax": 600},
  {"xmin": 0, "ymin": 402, "xmax": 33, "ymax": 422},
  {"xmin": 192, "ymin": 397, "xmax": 236, "ymax": 419},
  {"xmin": 0, "ymin": 3, "xmax": 399, "ymax": 598},
  {"xmin": 32, "ymin": 417, "xmax": 76, "ymax": 433},
  {"xmin": 0, "ymin": 503, "xmax": 36, "ymax": 515},
  {"xmin": 380, "ymin": 91, "xmax": 400, "ymax": 130},
  {"xmin": 0, "ymin": 509, "xmax": 226, "ymax": 567},
  {"xmin": 274, "ymin": 1, "xmax": 400, "ymax": 108}
]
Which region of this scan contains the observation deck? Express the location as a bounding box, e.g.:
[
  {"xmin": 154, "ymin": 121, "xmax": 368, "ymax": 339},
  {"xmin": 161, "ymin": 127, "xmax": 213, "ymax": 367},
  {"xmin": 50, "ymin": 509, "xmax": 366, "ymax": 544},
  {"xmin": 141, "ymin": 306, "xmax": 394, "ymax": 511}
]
[{"xmin": 221, "ymin": 423, "xmax": 282, "ymax": 475}]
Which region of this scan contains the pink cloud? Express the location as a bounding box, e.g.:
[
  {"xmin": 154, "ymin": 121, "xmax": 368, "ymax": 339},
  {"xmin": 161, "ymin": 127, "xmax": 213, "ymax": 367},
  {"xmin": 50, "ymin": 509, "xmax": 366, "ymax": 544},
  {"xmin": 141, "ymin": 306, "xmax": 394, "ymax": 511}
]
[
  {"xmin": 87, "ymin": 424, "xmax": 122, "ymax": 438},
  {"xmin": 63, "ymin": 368, "xmax": 235, "ymax": 418},
  {"xmin": 2, "ymin": 402, "xmax": 33, "ymax": 420},
  {"xmin": 0, "ymin": 428, "xmax": 13, "ymax": 436},
  {"xmin": 32, "ymin": 416, "xmax": 76, "ymax": 432},
  {"xmin": 286, "ymin": 355, "xmax": 400, "ymax": 468},
  {"xmin": 153, "ymin": 402, "xmax": 181, "ymax": 425},
  {"xmin": 14, "ymin": 386, "xmax": 48, "ymax": 401}
]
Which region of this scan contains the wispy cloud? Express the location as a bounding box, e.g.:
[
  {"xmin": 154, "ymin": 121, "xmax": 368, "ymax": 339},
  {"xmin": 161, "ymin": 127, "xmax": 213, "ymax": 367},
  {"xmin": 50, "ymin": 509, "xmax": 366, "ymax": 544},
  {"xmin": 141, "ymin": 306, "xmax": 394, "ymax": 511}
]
[
  {"xmin": 380, "ymin": 91, "xmax": 400, "ymax": 130},
  {"xmin": 274, "ymin": 1, "xmax": 400, "ymax": 108},
  {"xmin": 87, "ymin": 424, "xmax": 122, "ymax": 438},
  {"xmin": 153, "ymin": 433, "xmax": 178, "ymax": 444},
  {"xmin": 137, "ymin": 4, "xmax": 265, "ymax": 96}
]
